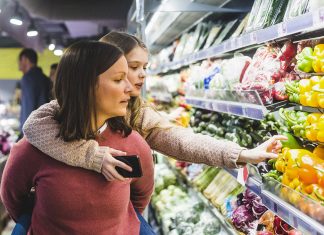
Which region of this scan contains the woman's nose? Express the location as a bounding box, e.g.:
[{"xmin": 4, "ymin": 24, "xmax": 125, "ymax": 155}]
[{"xmin": 125, "ymin": 79, "xmax": 132, "ymax": 93}]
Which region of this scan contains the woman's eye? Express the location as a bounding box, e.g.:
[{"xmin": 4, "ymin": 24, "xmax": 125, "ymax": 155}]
[{"xmin": 130, "ymin": 66, "xmax": 137, "ymax": 70}]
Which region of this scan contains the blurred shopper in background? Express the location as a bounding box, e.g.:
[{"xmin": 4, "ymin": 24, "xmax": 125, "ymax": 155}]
[{"xmin": 18, "ymin": 48, "xmax": 51, "ymax": 137}]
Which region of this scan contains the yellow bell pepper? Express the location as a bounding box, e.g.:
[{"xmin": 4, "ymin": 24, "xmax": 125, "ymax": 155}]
[
  {"xmin": 313, "ymin": 146, "xmax": 324, "ymax": 160},
  {"xmin": 305, "ymin": 124, "xmax": 319, "ymax": 141},
  {"xmin": 306, "ymin": 113, "xmax": 322, "ymax": 124},
  {"xmin": 299, "ymin": 93, "xmax": 308, "ymax": 106},
  {"xmin": 312, "ymin": 44, "xmax": 324, "ymax": 73},
  {"xmin": 320, "ymin": 76, "xmax": 324, "ymax": 89},
  {"xmin": 289, "ymin": 178, "xmax": 301, "ymax": 189},
  {"xmin": 314, "ymin": 44, "xmax": 324, "ymax": 58},
  {"xmin": 318, "ymin": 130, "xmax": 324, "ymax": 142},
  {"xmin": 310, "ymin": 76, "xmax": 321, "ymax": 86},
  {"xmin": 299, "ymin": 79, "xmax": 312, "ymax": 94},
  {"xmin": 275, "ymin": 158, "xmax": 286, "ymax": 173},
  {"xmin": 318, "ymin": 93, "xmax": 324, "ymax": 108}
]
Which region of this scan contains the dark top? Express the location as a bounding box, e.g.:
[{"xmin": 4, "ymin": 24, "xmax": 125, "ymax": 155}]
[{"xmin": 20, "ymin": 67, "xmax": 51, "ymax": 130}]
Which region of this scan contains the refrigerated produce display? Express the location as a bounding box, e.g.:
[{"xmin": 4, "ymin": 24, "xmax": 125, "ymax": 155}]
[{"xmin": 146, "ymin": 0, "xmax": 324, "ymax": 234}]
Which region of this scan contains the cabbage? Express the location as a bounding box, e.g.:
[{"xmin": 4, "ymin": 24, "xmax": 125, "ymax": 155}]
[
  {"xmin": 232, "ymin": 205, "xmax": 256, "ymax": 233},
  {"xmin": 252, "ymin": 198, "xmax": 267, "ymax": 219},
  {"xmin": 243, "ymin": 189, "xmax": 259, "ymax": 210}
]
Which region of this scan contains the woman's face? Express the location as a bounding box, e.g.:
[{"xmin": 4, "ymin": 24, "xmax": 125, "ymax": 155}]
[
  {"xmin": 125, "ymin": 46, "xmax": 149, "ymax": 97},
  {"xmin": 96, "ymin": 56, "xmax": 132, "ymax": 123}
]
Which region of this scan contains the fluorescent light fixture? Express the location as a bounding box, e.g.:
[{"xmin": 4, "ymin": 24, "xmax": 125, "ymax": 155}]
[
  {"xmin": 27, "ymin": 22, "xmax": 38, "ymax": 37},
  {"xmin": 10, "ymin": 18, "xmax": 23, "ymax": 25},
  {"xmin": 54, "ymin": 49, "xmax": 63, "ymax": 56},
  {"xmin": 48, "ymin": 43, "xmax": 55, "ymax": 51},
  {"xmin": 27, "ymin": 30, "xmax": 38, "ymax": 37}
]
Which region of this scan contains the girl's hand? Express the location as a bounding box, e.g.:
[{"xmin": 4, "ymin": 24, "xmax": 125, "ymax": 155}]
[
  {"xmin": 238, "ymin": 135, "xmax": 288, "ymax": 164},
  {"xmin": 99, "ymin": 147, "xmax": 132, "ymax": 181}
]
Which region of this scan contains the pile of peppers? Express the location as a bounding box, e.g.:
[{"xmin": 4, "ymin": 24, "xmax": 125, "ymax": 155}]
[
  {"xmin": 279, "ymin": 108, "xmax": 324, "ymax": 143},
  {"xmin": 296, "ymin": 44, "xmax": 324, "ymax": 73},
  {"xmin": 285, "ymin": 76, "xmax": 324, "ymax": 108},
  {"xmin": 278, "ymin": 108, "xmax": 308, "ymax": 139},
  {"xmin": 274, "ymin": 147, "xmax": 324, "ymax": 203}
]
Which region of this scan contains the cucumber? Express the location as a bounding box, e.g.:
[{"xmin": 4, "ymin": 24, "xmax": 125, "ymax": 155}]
[
  {"xmin": 198, "ymin": 121, "xmax": 207, "ymax": 130},
  {"xmin": 206, "ymin": 124, "xmax": 218, "ymax": 134}
]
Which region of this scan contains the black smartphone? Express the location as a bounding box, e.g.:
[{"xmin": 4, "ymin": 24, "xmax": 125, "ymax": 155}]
[{"xmin": 114, "ymin": 155, "xmax": 143, "ymax": 178}]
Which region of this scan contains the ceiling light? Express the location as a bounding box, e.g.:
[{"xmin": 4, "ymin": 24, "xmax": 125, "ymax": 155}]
[
  {"xmin": 54, "ymin": 49, "xmax": 63, "ymax": 56},
  {"xmin": 27, "ymin": 22, "xmax": 38, "ymax": 37},
  {"xmin": 48, "ymin": 43, "xmax": 55, "ymax": 51},
  {"xmin": 10, "ymin": 17, "xmax": 23, "ymax": 26}
]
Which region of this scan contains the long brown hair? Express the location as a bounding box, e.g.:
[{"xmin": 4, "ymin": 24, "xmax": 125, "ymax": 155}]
[
  {"xmin": 54, "ymin": 40, "xmax": 131, "ymax": 141},
  {"xmin": 99, "ymin": 31, "xmax": 149, "ymax": 135}
]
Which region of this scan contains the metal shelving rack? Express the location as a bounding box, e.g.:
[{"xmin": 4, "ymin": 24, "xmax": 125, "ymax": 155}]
[
  {"xmin": 138, "ymin": 1, "xmax": 324, "ymax": 234},
  {"xmin": 148, "ymin": 7, "xmax": 324, "ymax": 75}
]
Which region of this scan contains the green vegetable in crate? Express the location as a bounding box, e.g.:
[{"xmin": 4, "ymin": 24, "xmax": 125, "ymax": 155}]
[
  {"xmin": 296, "ymin": 47, "xmax": 314, "ymax": 73},
  {"xmin": 206, "ymin": 124, "xmax": 218, "ymax": 134},
  {"xmin": 198, "ymin": 121, "xmax": 207, "ymax": 130},
  {"xmin": 225, "ymin": 132, "xmax": 241, "ymax": 144},
  {"xmin": 201, "ymin": 113, "xmax": 213, "ymax": 122},
  {"xmin": 203, "ymin": 220, "xmax": 221, "ymax": 235}
]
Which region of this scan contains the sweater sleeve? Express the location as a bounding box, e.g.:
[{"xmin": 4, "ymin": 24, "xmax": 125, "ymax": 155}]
[
  {"xmin": 142, "ymin": 107, "xmax": 245, "ymax": 168},
  {"xmin": 0, "ymin": 140, "xmax": 41, "ymax": 221},
  {"xmin": 130, "ymin": 141, "xmax": 155, "ymax": 214},
  {"xmin": 22, "ymin": 100, "xmax": 103, "ymax": 173}
]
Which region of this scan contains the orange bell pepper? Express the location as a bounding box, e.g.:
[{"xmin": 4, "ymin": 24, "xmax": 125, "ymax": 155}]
[{"xmin": 298, "ymin": 168, "xmax": 318, "ymax": 185}]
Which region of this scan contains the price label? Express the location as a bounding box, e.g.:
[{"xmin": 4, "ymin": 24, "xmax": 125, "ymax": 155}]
[
  {"xmin": 313, "ymin": 8, "xmax": 324, "ymax": 27},
  {"xmin": 228, "ymin": 105, "xmax": 244, "ymax": 116},
  {"xmin": 278, "ymin": 22, "xmax": 287, "ymax": 37},
  {"xmin": 249, "ymin": 32, "xmax": 257, "ymax": 43},
  {"xmin": 237, "ymin": 166, "xmax": 249, "ymax": 186}
]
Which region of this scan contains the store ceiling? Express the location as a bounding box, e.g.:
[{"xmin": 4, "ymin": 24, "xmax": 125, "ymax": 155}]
[{"xmin": 0, "ymin": 0, "xmax": 133, "ymax": 50}]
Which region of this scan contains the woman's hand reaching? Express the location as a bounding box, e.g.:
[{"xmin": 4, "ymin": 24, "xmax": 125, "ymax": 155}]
[
  {"xmin": 238, "ymin": 135, "xmax": 288, "ymax": 164},
  {"xmin": 99, "ymin": 147, "xmax": 132, "ymax": 181}
]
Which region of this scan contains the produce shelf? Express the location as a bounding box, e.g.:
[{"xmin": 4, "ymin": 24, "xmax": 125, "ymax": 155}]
[
  {"xmin": 163, "ymin": 158, "xmax": 237, "ymax": 235},
  {"xmin": 224, "ymin": 167, "xmax": 324, "ymax": 235},
  {"xmin": 294, "ymin": 105, "xmax": 324, "ymax": 114},
  {"xmin": 261, "ymin": 190, "xmax": 324, "ymax": 235},
  {"xmin": 185, "ymin": 96, "xmax": 268, "ymax": 120},
  {"xmin": 148, "ymin": 7, "xmax": 324, "ymax": 75}
]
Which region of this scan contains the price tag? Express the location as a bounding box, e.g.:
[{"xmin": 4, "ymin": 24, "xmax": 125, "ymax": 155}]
[
  {"xmin": 244, "ymin": 107, "xmax": 264, "ymax": 120},
  {"xmin": 278, "ymin": 22, "xmax": 287, "ymax": 37},
  {"xmin": 237, "ymin": 166, "xmax": 249, "ymax": 186},
  {"xmin": 217, "ymin": 103, "xmax": 227, "ymax": 112},
  {"xmin": 228, "ymin": 105, "xmax": 244, "ymax": 116},
  {"xmin": 312, "ymin": 8, "xmax": 324, "ymax": 27},
  {"xmin": 249, "ymin": 32, "xmax": 257, "ymax": 43}
]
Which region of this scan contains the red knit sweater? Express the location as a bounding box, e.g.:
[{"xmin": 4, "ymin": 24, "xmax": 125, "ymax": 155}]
[{"xmin": 0, "ymin": 128, "xmax": 154, "ymax": 235}]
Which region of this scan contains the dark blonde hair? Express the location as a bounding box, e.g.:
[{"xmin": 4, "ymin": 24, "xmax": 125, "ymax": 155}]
[{"xmin": 99, "ymin": 31, "xmax": 149, "ymax": 135}]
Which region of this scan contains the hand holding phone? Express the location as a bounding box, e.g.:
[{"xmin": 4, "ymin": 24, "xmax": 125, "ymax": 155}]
[{"xmin": 114, "ymin": 155, "xmax": 143, "ymax": 178}]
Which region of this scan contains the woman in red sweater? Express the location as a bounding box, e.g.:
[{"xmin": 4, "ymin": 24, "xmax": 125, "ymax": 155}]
[{"xmin": 0, "ymin": 41, "xmax": 155, "ymax": 235}]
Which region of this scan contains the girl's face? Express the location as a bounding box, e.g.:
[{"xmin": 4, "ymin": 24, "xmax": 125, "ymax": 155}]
[
  {"xmin": 125, "ymin": 46, "xmax": 149, "ymax": 97},
  {"xmin": 95, "ymin": 56, "xmax": 132, "ymax": 124}
]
